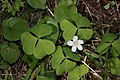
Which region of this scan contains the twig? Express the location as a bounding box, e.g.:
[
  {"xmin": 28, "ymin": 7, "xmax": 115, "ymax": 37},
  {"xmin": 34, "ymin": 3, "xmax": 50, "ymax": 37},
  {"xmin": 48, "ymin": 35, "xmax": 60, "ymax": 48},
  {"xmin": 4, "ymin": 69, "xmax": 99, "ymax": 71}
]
[
  {"xmin": 82, "ymin": 61, "xmax": 96, "ymax": 73},
  {"xmin": 82, "ymin": 60, "xmax": 103, "ymax": 80},
  {"xmin": 84, "ymin": 56, "xmax": 87, "ymax": 62},
  {"xmin": 4, "ymin": 70, "xmax": 8, "ymax": 80},
  {"xmin": 46, "ymin": 6, "xmax": 54, "ymax": 17},
  {"xmin": 83, "ymin": 2, "xmax": 94, "ymax": 21},
  {"xmin": 116, "ymin": 2, "xmax": 120, "ymax": 19},
  {"xmin": 29, "ymin": 67, "xmax": 40, "ymax": 80}
]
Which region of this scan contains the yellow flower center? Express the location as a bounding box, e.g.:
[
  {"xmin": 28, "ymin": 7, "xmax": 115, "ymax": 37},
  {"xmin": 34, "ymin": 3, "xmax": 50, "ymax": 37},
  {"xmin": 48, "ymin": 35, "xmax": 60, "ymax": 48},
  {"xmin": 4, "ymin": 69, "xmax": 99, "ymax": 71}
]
[{"xmin": 73, "ymin": 41, "xmax": 78, "ymax": 46}]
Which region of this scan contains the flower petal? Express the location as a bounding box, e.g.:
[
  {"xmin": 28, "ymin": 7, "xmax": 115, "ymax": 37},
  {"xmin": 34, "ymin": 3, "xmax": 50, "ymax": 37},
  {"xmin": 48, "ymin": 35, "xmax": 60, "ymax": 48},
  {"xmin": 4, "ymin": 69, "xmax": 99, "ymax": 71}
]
[
  {"xmin": 78, "ymin": 40, "xmax": 84, "ymax": 44},
  {"xmin": 73, "ymin": 36, "xmax": 78, "ymax": 41},
  {"xmin": 67, "ymin": 41, "xmax": 73, "ymax": 46},
  {"xmin": 72, "ymin": 46, "xmax": 77, "ymax": 52},
  {"xmin": 77, "ymin": 45, "xmax": 83, "ymax": 50}
]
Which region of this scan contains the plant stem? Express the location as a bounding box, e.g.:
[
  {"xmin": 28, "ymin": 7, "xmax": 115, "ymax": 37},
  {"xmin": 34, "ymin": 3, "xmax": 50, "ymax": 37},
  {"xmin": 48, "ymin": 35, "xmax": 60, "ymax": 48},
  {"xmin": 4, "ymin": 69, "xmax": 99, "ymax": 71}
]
[{"xmin": 23, "ymin": 59, "xmax": 38, "ymax": 80}]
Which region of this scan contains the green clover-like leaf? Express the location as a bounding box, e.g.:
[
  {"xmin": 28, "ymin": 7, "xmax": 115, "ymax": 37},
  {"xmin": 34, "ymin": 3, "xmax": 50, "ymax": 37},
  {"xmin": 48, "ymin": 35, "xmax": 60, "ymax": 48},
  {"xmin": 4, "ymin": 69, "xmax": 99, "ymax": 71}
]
[
  {"xmin": 77, "ymin": 29, "xmax": 93, "ymax": 40},
  {"xmin": 63, "ymin": 47, "xmax": 80, "ymax": 61},
  {"xmin": 26, "ymin": 0, "xmax": 46, "ymax": 9},
  {"xmin": 112, "ymin": 39, "xmax": 120, "ymax": 56},
  {"xmin": 34, "ymin": 39, "xmax": 55, "ymax": 59},
  {"xmin": 21, "ymin": 32, "xmax": 38, "ymax": 55},
  {"xmin": 110, "ymin": 58, "xmax": 120, "ymax": 75},
  {"xmin": 54, "ymin": 2, "xmax": 77, "ymax": 22},
  {"xmin": 60, "ymin": 20, "xmax": 77, "ymax": 40},
  {"xmin": 72, "ymin": 14, "xmax": 91, "ymax": 28},
  {"xmin": 45, "ymin": 19, "xmax": 59, "ymax": 43},
  {"xmin": 68, "ymin": 64, "xmax": 89, "ymax": 80},
  {"xmin": 51, "ymin": 46, "xmax": 65, "ymax": 69},
  {"xmin": 30, "ymin": 23, "xmax": 52, "ymax": 38},
  {"xmin": 56, "ymin": 59, "xmax": 76, "ymax": 75},
  {"xmin": 3, "ymin": 17, "xmax": 29, "ymax": 41},
  {"xmin": 102, "ymin": 33, "xmax": 117, "ymax": 43},
  {"xmin": 0, "ymin": 60, "xmax": 9, "ymax": 69},
  {"xmin": 96, "ymin": 42, "xmax": 111, "ymax": 54},
  {"xmin": 0, "ymin": 43, "xmax": 20, "ymax": 64}
]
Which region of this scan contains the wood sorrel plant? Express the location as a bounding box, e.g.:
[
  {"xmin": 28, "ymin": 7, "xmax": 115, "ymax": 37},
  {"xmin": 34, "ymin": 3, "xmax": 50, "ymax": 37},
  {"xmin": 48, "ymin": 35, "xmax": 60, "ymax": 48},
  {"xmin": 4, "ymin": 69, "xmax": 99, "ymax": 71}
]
[{"xmin": 1, "ymin": 0, "xmax": 120, "ymax": 80}]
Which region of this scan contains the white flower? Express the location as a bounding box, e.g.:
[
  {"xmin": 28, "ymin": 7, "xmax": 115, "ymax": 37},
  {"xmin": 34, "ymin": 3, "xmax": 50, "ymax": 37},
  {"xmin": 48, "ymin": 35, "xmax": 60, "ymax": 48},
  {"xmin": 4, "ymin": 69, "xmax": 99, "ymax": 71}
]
[{"xmin": 67, "ymin": 36, "xmax": 84, "ymax": 52}]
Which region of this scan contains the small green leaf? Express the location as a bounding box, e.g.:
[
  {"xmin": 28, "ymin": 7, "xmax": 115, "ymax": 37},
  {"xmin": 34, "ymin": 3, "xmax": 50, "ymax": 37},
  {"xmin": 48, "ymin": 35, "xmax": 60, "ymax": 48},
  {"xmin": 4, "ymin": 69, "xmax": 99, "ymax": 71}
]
[
  {"xmin": 0, "ymin": 43, "xmax": 20, "ymax": 64},
  {"xmin": 110, "ymin": 1, "xmax": 115, "ymax": 6},
  {"xmin": 72, "ymin": 14, "xmax": 91, "ymax": 28},
  {"xmin": 102, "ymin": 33, "xmax": 117, "ymax": 43},
  {"xmin": 12, "ymin": 10, "xmax": 16, "ymax": 16},
  {"xmin": 68, "ymin": 71, "xmax": 80, "ymax": 80},
  {"xmin": 54, "ymin": 2, "xmax": 77, "ymax": 22},
  {"xmin": 34, "ymin": 39, "xmax": 55, "ymax": 59},
  {"xmin": 111, "ymin": 48, "xmax": 119, "ymax": 57},
  {"xmin": 60, "ymin": 20, "xmax": 77, "ymax": 40},
  {"xmin": 96, "ymin": 42, "xmax": 110, "ymax": 54},
  {"xmin": 26, "ymin": 0, "xmax": 46, "ymax": 9},
  {"xmin": 78, "ymin": 65, "xmax": 89, "ymax": 77},
  {"xmin": 0, "ymin": 60, "xmax": 9, "ymax": 69},
  {"xmin": 2, "ymin": 4, "xmax": 7, "ymax": 11},
  {"xmin": 21, "ymin": 32, "xmax": 38, "ymax": 55},
  {"xmin": 45, "ymin": 19, "xmax": 59, "ymax": 43},
  {"xmin": 2, "ymin": 17, "xmax": 13, "ymax": 27},
  {"xmin": 63, "ymin": 47, "xmax": 80, "ymax": 61},
  {"xmin": 14, "ymin": 3, "xmax": 20, "ymax": 11},
  {"xmin": 110, "ymin": 58, "xmax": 120, "ymax": 75},
  {"xmin": 46, "ymin": 24, "xmax": 59, "ymax": 43},
  {"xmin": 7, "ymin": 3, "xmax": 13, "ymax": 12},
  {"xmin": 77, "ymin": 29, "xmax": 93, "ymax": 40},
  {"xmin": 112, "ymin": 39, "xmax": 120, "ymax": 56},
  {"xmin": 51, "ymin": 46, "xmax": 65, "ymax": 69},
  {"xmin": 68, "ymin": 65, "xmax": 89, "ymax": 80},
  {"xmin": 104, "ymin": 3, "xmax": 110, "ymax": 9},
  {"xmin": 104, "ymin": 1, "xmax": 115, "ymax": 10},
  {"xmin": 3, "ymin": 17, "xmax": 29, "ymax": 41},
  {"xmin": 30, "ymin": 23, "xmax": 52, "ymax": 38},
  {"xmin": 56, "ymin": 59, "xmax": 76, "ymax": 75}
]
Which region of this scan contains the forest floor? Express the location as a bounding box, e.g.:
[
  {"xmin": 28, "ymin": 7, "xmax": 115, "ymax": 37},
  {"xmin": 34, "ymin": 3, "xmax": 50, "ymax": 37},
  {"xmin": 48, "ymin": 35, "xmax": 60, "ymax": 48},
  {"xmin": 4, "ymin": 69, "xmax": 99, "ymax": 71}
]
[{"xmin": 0, "ymin": 0, "xmax": 120, "ymax": 80}]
